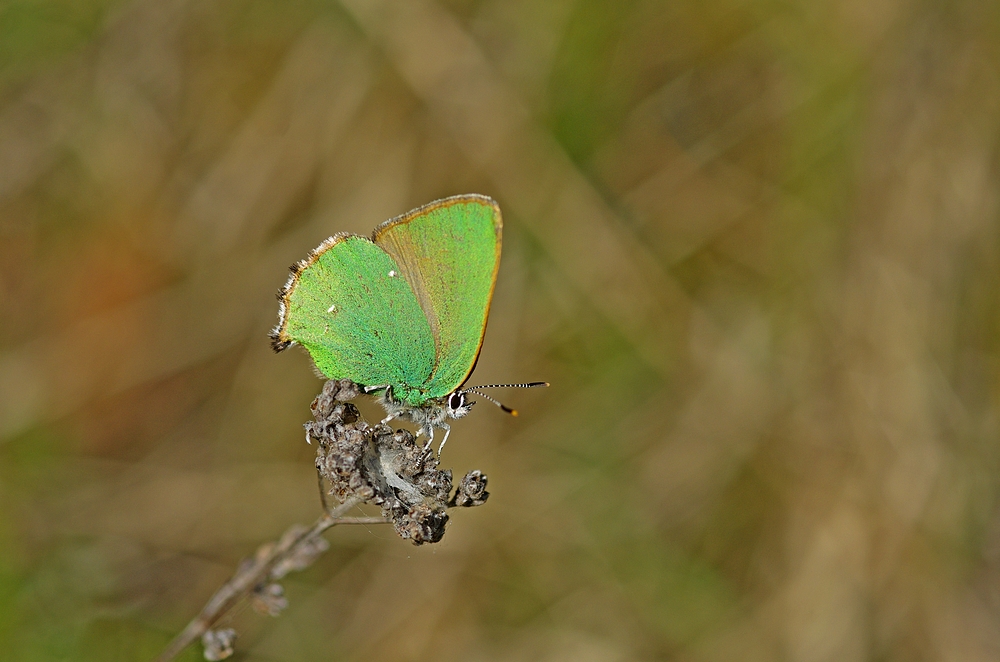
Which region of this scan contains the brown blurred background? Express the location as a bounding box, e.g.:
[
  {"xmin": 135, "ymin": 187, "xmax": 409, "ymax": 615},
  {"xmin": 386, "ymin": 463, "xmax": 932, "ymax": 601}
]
[{"xmin": 3, "ymin": 0, "xmax": 1000, "ymax": 660}]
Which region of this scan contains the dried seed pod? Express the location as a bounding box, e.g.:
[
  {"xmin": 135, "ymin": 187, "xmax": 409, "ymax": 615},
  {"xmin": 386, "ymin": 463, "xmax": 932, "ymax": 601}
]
[
  {"xmin": 202, "ymin": 628, "xmax": 237, "ymax": 661},
  {"xmin": 252, "ymin": 583, "xmax": 289, "ymax": 617},
  {"xmin": 453, "ymin": 470, "xmax": 489, "ymax": 507}
]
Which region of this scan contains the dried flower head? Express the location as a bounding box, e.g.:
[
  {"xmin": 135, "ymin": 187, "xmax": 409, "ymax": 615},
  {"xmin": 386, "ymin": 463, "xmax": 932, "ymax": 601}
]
[
  {"xmin": 453, "ymin": 470, "xmax": 490, "ymax": 507},
  {"xmin": 307, "ymin": 379, "xmax": 489, "ymax": 545},
  {"xmin": 201, "ymin": 629, "xmax": 237, "ymax": 661},
  {"xmin": 251, "ymin": 583, "xmax": 289, "ymax": 617}
]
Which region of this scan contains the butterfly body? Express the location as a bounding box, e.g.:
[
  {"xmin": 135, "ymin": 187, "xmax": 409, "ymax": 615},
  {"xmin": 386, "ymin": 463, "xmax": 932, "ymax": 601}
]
[
  {"xmin": 271, "ymin": 194, "xmax": 502, "ymax": 445},
  {"xmin": 376, "ymin": 388, "xmax": 474, "ymax": 441}
]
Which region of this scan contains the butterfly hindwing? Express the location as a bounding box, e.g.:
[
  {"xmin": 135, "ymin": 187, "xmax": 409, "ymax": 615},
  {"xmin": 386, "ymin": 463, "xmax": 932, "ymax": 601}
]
[
  {"xmin": 373, "ymin": 195, "xmax": 502, "ymax": 398},
  {"xmin": 276, "ymin": 234, "xmax": 437, "ymax": 394}
]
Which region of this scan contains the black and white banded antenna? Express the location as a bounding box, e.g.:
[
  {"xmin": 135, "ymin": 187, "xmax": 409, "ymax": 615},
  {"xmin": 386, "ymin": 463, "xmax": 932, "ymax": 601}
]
[{"xmin": 463, "ymin": 381, "xmax": 549, "ymax": 417}]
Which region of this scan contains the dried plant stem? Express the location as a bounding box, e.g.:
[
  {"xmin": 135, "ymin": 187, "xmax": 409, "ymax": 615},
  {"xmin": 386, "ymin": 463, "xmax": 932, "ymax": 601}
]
[
  {"xmin": 154, "ymin": 497, "xmax": 387, "ymax": 662},
  {"xmin": 155, "ymin": 380, "xmax": 490, "ymax": 661}
]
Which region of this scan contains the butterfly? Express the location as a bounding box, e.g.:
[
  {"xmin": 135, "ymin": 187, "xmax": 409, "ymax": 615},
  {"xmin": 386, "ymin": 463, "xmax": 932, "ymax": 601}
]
[{"xmin": 270, "ymin": 194, "xmax": 545, "ymax": 454}]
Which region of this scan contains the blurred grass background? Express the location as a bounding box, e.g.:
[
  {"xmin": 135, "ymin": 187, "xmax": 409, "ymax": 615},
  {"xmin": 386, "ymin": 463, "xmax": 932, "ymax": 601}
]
[{"xmin": 3, "ymin": 0, "xmax": 1000, "ymax": 660}]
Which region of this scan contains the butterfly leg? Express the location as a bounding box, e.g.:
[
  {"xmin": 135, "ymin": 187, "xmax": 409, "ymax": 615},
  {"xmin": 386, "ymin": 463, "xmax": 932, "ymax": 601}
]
[
  {"xmin": 380, "ymin": 413, "xmax": 397, "ymax": 427},
  {"xmin": 436, "ymin": 423, "xmax": 451, "ymax": 457},
  {"xmin": 421, "ymin": 426, "xmax": 435, "ymax": 454}
]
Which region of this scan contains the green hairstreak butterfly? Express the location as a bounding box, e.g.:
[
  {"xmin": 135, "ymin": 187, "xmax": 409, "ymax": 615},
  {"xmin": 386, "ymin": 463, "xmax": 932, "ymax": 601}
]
[{"xmin": 271, "ymin": 194, "xmax": 546, "ymax": 454}]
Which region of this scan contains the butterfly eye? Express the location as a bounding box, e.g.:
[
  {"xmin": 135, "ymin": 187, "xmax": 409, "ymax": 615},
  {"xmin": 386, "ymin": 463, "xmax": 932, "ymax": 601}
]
[{"xmin": 448, "ymin": 392, "xmax": 465, "ymax": 411}]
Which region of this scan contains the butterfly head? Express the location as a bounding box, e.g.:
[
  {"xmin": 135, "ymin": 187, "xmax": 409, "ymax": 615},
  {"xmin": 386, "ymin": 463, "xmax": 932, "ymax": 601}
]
[{"xmin": 446, "ymin": 391, "xmax": 474, "ymax": 420}]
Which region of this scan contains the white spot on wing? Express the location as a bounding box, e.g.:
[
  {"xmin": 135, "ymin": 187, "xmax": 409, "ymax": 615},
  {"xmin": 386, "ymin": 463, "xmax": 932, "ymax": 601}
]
[
  {"xmin": 327, "ymin": 303, "xmax": 337, "ymax": 313},
  {"xmin": 388, "ymin": 270, "xmax": 397, "ymax": 278}
]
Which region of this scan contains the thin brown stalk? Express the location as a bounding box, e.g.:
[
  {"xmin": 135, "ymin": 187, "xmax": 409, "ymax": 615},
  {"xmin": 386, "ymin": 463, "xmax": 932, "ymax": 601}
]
[{"xmin": 154, "ymin": 497, "xmax": 387, "ymax": 662}]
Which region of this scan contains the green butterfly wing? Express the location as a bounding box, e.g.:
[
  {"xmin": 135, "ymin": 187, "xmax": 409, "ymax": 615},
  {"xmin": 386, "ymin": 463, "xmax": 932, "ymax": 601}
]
[
  {"xmin": 271, "ymin": 194, "xmax": 501, "ymax": 406},
  {"xmin": 373, "ymin": 195, "xmax": 501, "ymax": 398},
  {"xmin": 271, "ymin": 233, "xmax": 437, "ymax": 401}
]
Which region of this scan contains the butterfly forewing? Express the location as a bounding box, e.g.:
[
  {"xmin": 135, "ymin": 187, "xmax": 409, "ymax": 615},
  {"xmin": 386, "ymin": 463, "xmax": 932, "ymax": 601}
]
[
  {"xmin": 373, "ymin": 195, "xmax": 502, "ymax": 398},
  {"xmin": 281, "ymin": 235, "xmax": 437, "ymax": 394}
]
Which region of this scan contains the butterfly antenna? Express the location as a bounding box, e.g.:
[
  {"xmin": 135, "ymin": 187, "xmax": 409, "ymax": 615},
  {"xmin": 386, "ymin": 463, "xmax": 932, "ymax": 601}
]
[
  {"xmin": 467, "ymin": 390, "xmax": 519, "ymax": 416},
  {"xmin": 464, "ymin": 382, "xmax": 548, "ymax": 417},
  {"xmin": 464, "ymin": 382, "xmax": 549, "ymax": 390}
]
